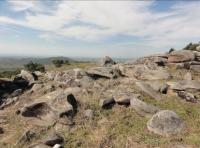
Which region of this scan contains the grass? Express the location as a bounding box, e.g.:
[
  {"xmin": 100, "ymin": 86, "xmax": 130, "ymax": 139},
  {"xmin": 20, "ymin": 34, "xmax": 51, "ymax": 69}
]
[{"xmin": 1, "ymin": 62, "xmax": 200, "ymax": 148}]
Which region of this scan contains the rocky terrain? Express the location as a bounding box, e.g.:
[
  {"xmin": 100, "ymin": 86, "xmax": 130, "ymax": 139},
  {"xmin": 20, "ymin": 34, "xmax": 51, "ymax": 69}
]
[{"xmin": 1, "ymin": 42, "xmax": 200, "ymax": 148}]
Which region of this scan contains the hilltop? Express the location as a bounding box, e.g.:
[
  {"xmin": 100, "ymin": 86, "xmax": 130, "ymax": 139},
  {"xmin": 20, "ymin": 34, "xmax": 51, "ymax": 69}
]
[{"xmin": 0, "ymin": 42, "xmax": 200, "ymax": 148}]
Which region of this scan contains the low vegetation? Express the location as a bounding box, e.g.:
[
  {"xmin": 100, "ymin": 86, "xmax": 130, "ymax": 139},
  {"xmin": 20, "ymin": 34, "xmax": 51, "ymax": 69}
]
[{"xmin": 24, "ymin": 61, "xmax": 45, "ymax": 72}]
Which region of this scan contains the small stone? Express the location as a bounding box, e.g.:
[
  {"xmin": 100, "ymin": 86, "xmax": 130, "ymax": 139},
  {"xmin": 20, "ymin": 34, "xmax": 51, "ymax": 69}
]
[
  {"xmin": 177, "ymin": 91, "xmax": 197, "ymax": 103},
  {"xmin": 53, "ymin": 144, "xmax": 63, "ymax": 148},
  {"xmin": 84, "ymin": 109, "xmax": 94, "ymax": 119},
  {"xmin": 99, "ymin": 98, "xmax": 115, "ymax": 109}
]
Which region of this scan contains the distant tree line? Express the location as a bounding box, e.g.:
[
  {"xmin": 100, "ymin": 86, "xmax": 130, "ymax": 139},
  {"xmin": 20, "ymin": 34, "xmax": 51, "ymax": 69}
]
[
  {"xmin": 52, "ymin": 59, "xmax": 69, "ymax": 67},
  {"xmin": 24, "ymin": 61, "xmax": 45, "ymax": 72}
]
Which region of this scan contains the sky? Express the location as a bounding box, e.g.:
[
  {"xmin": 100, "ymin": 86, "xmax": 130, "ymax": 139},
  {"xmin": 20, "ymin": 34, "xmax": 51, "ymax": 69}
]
[{"xmin": 0, "ymin": 0, "xmax": 200, "ymax": 58}]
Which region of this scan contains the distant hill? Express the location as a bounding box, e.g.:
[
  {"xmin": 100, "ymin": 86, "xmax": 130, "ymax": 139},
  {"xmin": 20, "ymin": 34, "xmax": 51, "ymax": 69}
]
[{"xmin": 0, "ymin": 56, "xmax": 72, "ymax": 71}]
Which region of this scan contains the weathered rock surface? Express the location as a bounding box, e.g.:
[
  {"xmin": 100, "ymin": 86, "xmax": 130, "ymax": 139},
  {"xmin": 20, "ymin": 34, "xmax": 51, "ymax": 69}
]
[
  {"xmin": 130, "ymin": 97, "xmax": 160, "ymax": 117},
  {"xmin": 114, "ymin": 92, "xmax": 139, "ymax": 105},
  {"xmin": 177, "ymin": 91, "xmax": 197, "ymax": 103},
  {"xmin": 18, "ymin": 90, "xmax": 78, "ymax": 124},
  {"xmin": 17, "ymin": 70, "xmax": 37, "ymax": 84},
  {"xmin": 147, "ymin": 110, "xmax": 183, "ymax": 136},
  {"xmin": 183, "ymin": 72, "xmax": 192, "ymax": 81},
  {"xmin": 136, "ymin": 81, "xmax": 163, "ymax": 100},
  {"xmin": 168, "ymin": 50, "xmax": 195, "ymax": 63},
  {"xmin": 100, "ymin": 56, "xmax": 116, "ymax": 66},
  {"xmin": 87, "ymin": 67, "xmax": 122, "ymax": 79},
  {"xmin": 169, "ymin": 80, "xmax": 200, "ymax": 91},
  {"xmin": 147, "ymin": 81, "xmax": 169, "ymax": 94}
]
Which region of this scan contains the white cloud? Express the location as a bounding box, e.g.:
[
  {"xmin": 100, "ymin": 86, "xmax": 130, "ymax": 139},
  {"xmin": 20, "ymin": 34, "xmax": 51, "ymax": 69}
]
[
  {"xmin": 1, "ymin": 1, "xmax": 200, "ymax": 50},
  {"xmin": 8, "ymin": 1, "xmax": 35, "ymax": 11}
]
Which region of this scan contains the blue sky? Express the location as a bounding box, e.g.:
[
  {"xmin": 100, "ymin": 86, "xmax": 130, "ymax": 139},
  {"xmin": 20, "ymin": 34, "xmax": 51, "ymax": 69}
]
[{"xmin": 0, "ymin": 0, "xmax": 200, "ymax": 58}]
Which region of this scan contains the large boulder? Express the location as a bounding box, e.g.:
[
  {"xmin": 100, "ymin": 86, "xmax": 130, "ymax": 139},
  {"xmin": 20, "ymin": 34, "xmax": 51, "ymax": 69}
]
[
  {"xmin": 147, "ymin": 110, "xmax": 183, "ymax": 136},
  {"xmin": 114, "ymin": 92, "xmax": 139, "ymax": 106},
  {"xmin": 168, "ymin": 50, "xmax": 195, "ymax": 63},
  {"xmin": 100, "ymin": 56, "xmax": 116, "ymax": 66},
  {"xmin": 18, "ymin": 90, "xmax": 78, "ymax": 124},
  {"xmin": 147, "ymin": 81, "xmax": 169, "ymax": 94},
  {"xmin": 130, "ymin": 97, "xmax": 160, "ymax": 117},
  {"xmin": 87, "ymin": 67, "xmax": 122, "ymax": 79},
  {"xmin": 135, "ymin": 81, "xmax": 163, "ymax": 100}
]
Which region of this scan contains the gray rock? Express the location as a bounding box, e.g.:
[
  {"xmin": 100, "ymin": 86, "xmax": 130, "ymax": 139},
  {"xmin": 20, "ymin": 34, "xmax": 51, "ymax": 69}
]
[
  {"xmin": 18, "ymin": 90, "xmax": 78, "ymax": 123},
  {"xmin": 73, "ymin": 68, "xmax": 87, "ymax": 79},
  {"xmin": 136, "ymin": 81, "xmax": 163, "ymax": 100},
  {"xmin": 11, "ymin": 89, "xmax": 22, "ymax": 97},
  {"xmin": 17, "ymin": 129, "xmax": 36, "ymax": 145},
  {"xmin": 34, "ymin": 71, "xmax": 43, "ymax": 77},
  {"xmin": 84, "ymin": 109, "xmax": 94, "ymax": 119},
  {"xmin": 190, "ymin": 65, "xmax": 200, "ymax": 72},
  {"xmin": 87, "ymin": 67, "xmax": 121, "ymax": 79},
  {"xmin": 44, "ymin": 133, "xmax": 63, "ymax": 147},
  {"xmin": 18, "ymin": 70, "xmax": 37, "ymax": 84},
  {"xmin": 30, "ymin": 83, "xmax": 43, "ymax": 92},
  {"xmin": 168, "ymin": 50, "xmax": 195, "ymax": 63},
  {"xmin": 134, "ymin": 66, "xmax": 171, "ymax": 80},
  {"xmin": 114, "ymin": 92, "xmax": 139, "ymax": 106},
  {"xmin": 183, "ymin": 72, "xmax": 192, "ymax": 80},
  {"xmin": 177, "ymin": 91, "xmax": 197, "ymax": 103},
  {"xmin": 147, "ymin": 81, "xmax": 168, "ymax": 94},
  {"xmin": 100, "ymin": 56, "xmax": 116, "ymax": 66},
  {"xmin": 45, "ymin": 72, "xmax": 56, "ymax": 80},
  {"xmin": 147, "ymin": 110, "xmax": 183, "ymax": 136},
  {"xmin": 169, "ymin": 80, "xmax": 200, "ymax": 91},
  {"xmin": 130, "ymin": 97, "xmax": 160, "ymax": 117},
  {"xmin": 99, "ymin": 98, "xmax": 115, "ymax": 109}
]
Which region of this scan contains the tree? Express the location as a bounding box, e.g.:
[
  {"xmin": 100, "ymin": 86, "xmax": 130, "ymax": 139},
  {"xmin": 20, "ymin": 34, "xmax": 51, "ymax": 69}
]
[
  {"xmin": 52, "ymin": 59, "xmax": 64, "ymax": 67},
  {"xmin": 24, "ymin": 61, "xmax": 45, "ymax": 72}
]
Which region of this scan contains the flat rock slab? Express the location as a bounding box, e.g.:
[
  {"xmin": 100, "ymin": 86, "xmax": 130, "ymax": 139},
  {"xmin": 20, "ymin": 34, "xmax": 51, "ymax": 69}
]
[
  {"xmin": 114, "ymin": 92, "xmax": 140, "ymax": 106},
  {"xmin": 169, "ymin": 80, "xmax": 200, "ymax": 91},
  {"xmin": 135, "ymin": 81, "xmax": 163, "ymax": 100},
  {"xmin": 147, "ymin": 110, "xmax": 183, "ymax": 137},
  {"xmin": 168, "ymin": 50, "xmax": 195, "ymax": 63},
  {"xmin": 130, "ymin": 97, "xmax": 160, "ymax": 118},
  {"xmin": 87, "ymin": 67, "xmax": 122, "ymax": 79}
]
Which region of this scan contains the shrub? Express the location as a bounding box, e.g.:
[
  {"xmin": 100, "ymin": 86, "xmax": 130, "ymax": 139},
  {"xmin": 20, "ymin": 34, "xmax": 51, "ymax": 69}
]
[
  {"xmin": 24, "ymin": 61, "xmax": 45, "ymax": 72},
  {"xmin": 52, "ymin": 59, "xmax": 64, "ymax": 67},
  {"xmin": 0, "ymin": 69, "xmax": 20, "ymax": 78}
]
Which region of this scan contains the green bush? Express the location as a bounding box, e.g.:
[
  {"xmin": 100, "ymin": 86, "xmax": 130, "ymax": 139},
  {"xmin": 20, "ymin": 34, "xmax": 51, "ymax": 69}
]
[
  {"xmin": 52, "ymin": 59, "xmax": 64, "ymax": 67},
  {"xmin": 24, "ymin": 61, "xmax": 45, "ymax": 72},
  {"xmin": 0, "ymin": 70, "xmax": 20, "ymax": 78}
]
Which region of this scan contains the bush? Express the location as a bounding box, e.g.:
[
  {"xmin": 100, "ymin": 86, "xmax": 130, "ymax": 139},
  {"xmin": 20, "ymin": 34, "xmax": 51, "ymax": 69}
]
[
  {"xmin": 52, "ymin": 59, "xmax": 64, "ymax": 67},
  {"xmin": 24, "ymin": 61, "xmax": 45, "ymax": 72},
  {"xmin": 0, "ymin": 69, "xmax": 20, "ymax": 78}
]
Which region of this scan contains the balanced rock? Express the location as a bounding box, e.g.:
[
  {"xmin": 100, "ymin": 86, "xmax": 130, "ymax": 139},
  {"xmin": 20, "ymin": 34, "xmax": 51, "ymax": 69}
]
[
  {"xmin": 100, "ymin": 56, "xmax": 116, "ymax": 66},
  {"xmin": 147, "ymin": 110, "xmax": 183, "ymax": 136}
]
